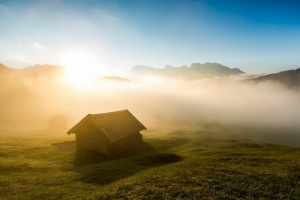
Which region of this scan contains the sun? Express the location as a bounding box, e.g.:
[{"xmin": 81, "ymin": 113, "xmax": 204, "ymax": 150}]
[{"xmin": 61, "ymin": 51, "xmax": 102, "ymax": 87}]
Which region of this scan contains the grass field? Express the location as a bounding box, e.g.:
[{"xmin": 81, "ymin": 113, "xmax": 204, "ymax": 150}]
[{"xmin": 0, "ymin": 125, "xmax": 299, "ymax": 199}]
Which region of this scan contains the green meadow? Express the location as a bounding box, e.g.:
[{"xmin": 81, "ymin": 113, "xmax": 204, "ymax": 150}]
[{"xmin": 0, "ymin": 125, "xmax": 299, "ymax": 199}]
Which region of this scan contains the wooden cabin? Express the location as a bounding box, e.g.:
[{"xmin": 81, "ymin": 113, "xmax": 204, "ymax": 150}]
[{"xmin": 67, "ymin": 110, "xmax": 146, "ymax": 155}]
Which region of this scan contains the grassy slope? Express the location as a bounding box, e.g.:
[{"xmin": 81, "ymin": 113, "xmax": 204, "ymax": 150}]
[{"xmin": 0, "ymin": 126, "xmax": 299, "ymax": 199}]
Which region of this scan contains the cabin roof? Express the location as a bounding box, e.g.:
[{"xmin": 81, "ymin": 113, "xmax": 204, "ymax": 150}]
[{"xmin": 67, "ymin": 110, "xmax": 146, "ymax": 142}]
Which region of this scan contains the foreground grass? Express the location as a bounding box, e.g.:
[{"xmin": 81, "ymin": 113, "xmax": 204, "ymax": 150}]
[{"xmin": 0, "ymin": 126, "xmax": 299, "ymax": 199}]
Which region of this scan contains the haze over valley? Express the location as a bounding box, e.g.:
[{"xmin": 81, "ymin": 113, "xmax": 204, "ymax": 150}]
[{"xmin": 1, "ymin": 62, "xmax": 300, "ymax": 146}]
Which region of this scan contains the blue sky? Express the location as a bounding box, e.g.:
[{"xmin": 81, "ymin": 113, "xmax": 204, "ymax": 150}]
[{"xmin": 0, "ymin": 0, "xmax": 300, "ymax": 73}]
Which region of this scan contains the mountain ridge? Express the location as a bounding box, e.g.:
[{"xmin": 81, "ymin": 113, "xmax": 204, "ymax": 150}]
[
  {"xmin": 130, "ymin": 62, "xmax": 244, "ymax": 78},
  {"xmin": 19, "ymin": 64, "xmax": 65, "ymax": 77},
  {"xmin": 246, "ymin": 68, "xmax": 300, "ymax": 88}
]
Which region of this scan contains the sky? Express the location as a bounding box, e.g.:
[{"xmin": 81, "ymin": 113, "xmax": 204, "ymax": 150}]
[{"xmin": 0, "ymin": 0, "xmax": 300, "ymax": 74}]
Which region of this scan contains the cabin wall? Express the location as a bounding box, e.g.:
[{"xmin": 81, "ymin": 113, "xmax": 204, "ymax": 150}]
[
  {"xmin": 76, "ymin": 134, "xmax": 111, "ymax": 155},
  {"xmin": 75, "ymin": 120, "xmax": 111, "ymax": 155},
  {"xmin": 112, "ymin": 132, "xmax": 142, "ymax": 154}
]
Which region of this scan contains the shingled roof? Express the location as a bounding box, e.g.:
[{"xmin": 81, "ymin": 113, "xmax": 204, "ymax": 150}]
[{"xmin": 67, "ymin": 110, "xmax": 146, "ymax": 142}]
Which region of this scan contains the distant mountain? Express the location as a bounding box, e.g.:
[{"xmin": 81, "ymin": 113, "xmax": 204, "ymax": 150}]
[
  {"xmin": 190, "ymin": 63, "xmax": 244, "ymax": 76},
  {"xmin": 0, "ymin": 63, "xmax": 10, "ymax": 70},
  {"xmin": 247, "ymin": 68, "xmax": 300, "ymax": 88},
  {"xmin": 0, "ymin": 63, "xmax": 15, "ymax": 74},
  {"xmin": 0, "ymin": 63, "xmax": 21, "ymax": 82},
  {"xmin": 19, "ymin": 64, "xmax": 65, "ymax": 78},
  {"xmin": 98, "ymin": 76, "xmax": 131, "ymax": 82},
  {"xmin": 130, "ymin": 63, "xmax": 244, "ymax": 79}
]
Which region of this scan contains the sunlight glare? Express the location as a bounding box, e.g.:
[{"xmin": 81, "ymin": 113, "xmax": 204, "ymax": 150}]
[{"xmin": 61, "ymin": 51, "xmax": 102, "ymax": 88}]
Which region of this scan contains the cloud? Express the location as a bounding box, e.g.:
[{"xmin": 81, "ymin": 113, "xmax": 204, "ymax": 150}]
[
  {"xmin": 17, "ymin": 56, "xmax": 31, "ymax": 63},
  {"xmin": 30, "ymin": 42, "xmax": 47, "ymax": 50}
]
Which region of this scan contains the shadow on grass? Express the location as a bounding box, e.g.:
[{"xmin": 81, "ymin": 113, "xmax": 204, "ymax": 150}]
[
  {"xmin": 130, "ymin": 153, "xmax": 182, "ymax": 165},
  {"xmin": 72, "ymin": 141, "xmax": 183, "ymax": 186},
  {"xmin": 51, "ymin": 141, "xmax": 76, "ymax": 151},
  {"xmin": 74, "ymin": 141, "xmax": 156, "ymax": 166},
  {"xmin": 73, "ymin": 136, "xmax": 188, "ymax": 166},
  {"xmin": 75, "ymin": 152, "xmax": 182, "ymax": 185}
]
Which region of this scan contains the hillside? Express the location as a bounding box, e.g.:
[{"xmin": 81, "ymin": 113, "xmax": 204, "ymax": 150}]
[
  {"xmin": 0, "ymin": 127, "xmax": 299, "ymax": 199},
  {"xmin": 19, "ymin": 64, "xmax": 65, "ymax": 78},
  {"xmin": 0, "ymin": 63, "xmax": 16, "ymax": 76},
  {"xmin": 130, "ymin": 62, "xmax": 244, "ymax": 79},
  {"xmin": 247, "ymin": 68, "xmax": 300, "ymax": 88},
  {"xmin": 0, "ymin": 63, "xmax": 68, "ymax": 125},
  {"xmin": 98, "ymin": 76, "xmax": 131, "ymax": 82}
]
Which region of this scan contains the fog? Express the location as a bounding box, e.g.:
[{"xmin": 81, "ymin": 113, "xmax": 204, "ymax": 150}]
[{"xmin": 1, "ymin": 71, "xmax": 300, "ymax": 145}]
